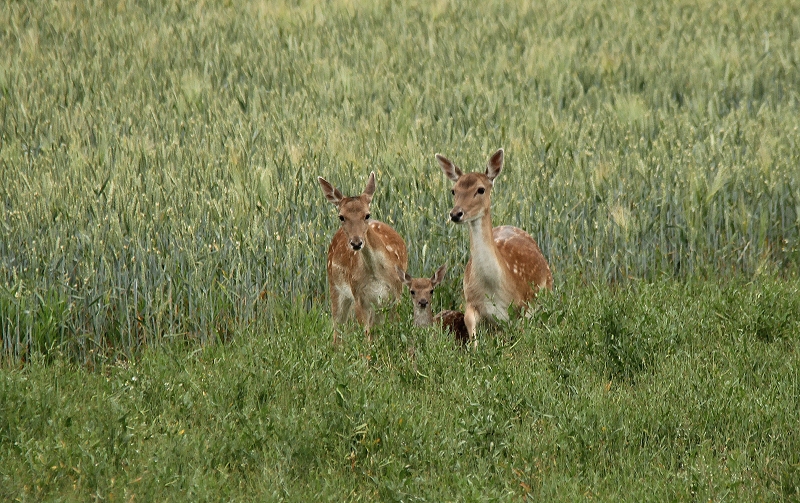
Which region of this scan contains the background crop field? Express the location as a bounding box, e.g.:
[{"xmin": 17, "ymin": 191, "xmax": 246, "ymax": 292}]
[
  {"xmin": 2, "ymin": 0, "xmax": 800, "ymax": 361},
  {"xmin": 1, "ymin": 0, "xmax": 799, "ymax": 500}
]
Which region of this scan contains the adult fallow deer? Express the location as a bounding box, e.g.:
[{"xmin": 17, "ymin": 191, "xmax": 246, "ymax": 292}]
[
  {"xmin": 436, "ymin": 149, "xmax": 552, "ymax": 347},
  {"xmin": 318, "ymin": 172, "xmax": 408, "ymax": 343}
]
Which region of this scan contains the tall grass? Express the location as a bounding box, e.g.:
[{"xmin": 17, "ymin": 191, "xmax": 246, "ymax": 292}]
[{"xmin": 1, "ymin": 0, "xmax": 800, "ymax": 361}]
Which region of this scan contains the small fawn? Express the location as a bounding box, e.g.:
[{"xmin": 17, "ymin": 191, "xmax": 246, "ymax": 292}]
[
  {"xmin": 395, "ymin": 264, "xmax": 469, "ymax": 344},
  {"xmin": 436, "ymin": 148, "xmax": 553, "ymax": 347},
  {"xmin": 318, "ymin": 172, "xmax": 408, "ymax": 343}
]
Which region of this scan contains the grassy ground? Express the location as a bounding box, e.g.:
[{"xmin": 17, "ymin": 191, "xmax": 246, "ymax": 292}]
[
  {"xmin": 1, "ymin": 0, "xmax": 800, "ymax": 500},
  {"xmin": 2, "ymin": 278, "xmax": 799, "ymax": 501}
]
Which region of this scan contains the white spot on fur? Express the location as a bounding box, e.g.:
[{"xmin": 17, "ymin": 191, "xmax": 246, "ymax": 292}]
[{"xmin": 495, "ymin": 226, "xmax": 516, "ymax": 241}]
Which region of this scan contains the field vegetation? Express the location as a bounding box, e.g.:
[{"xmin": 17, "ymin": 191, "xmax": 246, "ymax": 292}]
[{"xmin": 1, "ymin": 0, "xmax": 799, "ymax": 500}]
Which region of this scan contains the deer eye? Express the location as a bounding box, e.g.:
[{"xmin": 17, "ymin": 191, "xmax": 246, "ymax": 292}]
[
  {"xmin": 410, "ymin": 290, "xmax": 415, "ymax": 296},
  {"xmin": 429, "ymin": 289, "xmax": 434, "ymax": 294},
  {"xmin": 365, "ymin": 213, "xmax": 370, "ymax": 220},
  {"xmin": 477, "ymin": 187, "xmax": 485, "ymax": 195},
  {"xmin": 338, "ymin": 215, "xmax": 345, "ymax": 221},
  {"xmin": 451, "ymin": 189, "xmax": 455, "ymax": 195}
]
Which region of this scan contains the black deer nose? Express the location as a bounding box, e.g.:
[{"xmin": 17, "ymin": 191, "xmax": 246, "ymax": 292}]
[
  {"xmin": 450, "ymin": 210, "xmax": 463, "ymax": 222},
  {"xmin": 418, "ymin": 299, "xmax": 429, "ymax": 308},
  {"xmin": 350, "ymin": 238, "xmax": 363, "ymax": 250}
]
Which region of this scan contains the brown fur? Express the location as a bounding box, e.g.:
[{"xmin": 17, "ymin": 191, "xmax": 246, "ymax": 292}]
[
  {"xmin": 319, "ymin": 173, "xmax": 408, "ymax": 343},
  {"xmin": 397, "ymin": 265, "xmax": 469, "ymax": 345},
  {"xmin": 436, "ymin": 149, "xmax": 553, "ymax": 347},
  {"xmin": 435, "ymin": 310, "xmax": 469, "ymax": 345}
]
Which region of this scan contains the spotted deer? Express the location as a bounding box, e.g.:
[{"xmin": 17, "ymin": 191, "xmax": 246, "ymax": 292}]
[
  {"xmin": 395, "ymin": 264, "xmax": 469, "ymax": 344},
  {"xmin": 318, "ymin": 172, "xmax": 408, "ymax": 343},
  {"xmin": 436, "ymin": 148, "xmax": 553, "ymax": 347}
]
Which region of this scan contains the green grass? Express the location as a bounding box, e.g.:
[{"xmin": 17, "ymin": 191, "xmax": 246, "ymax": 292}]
[
  {"xmin": 1, "ymin": 0, "xmax": 800, "ymax": 499},
  {"xmin": 2, "ymin": 279, "xmax": 799, "ymax": 501}
]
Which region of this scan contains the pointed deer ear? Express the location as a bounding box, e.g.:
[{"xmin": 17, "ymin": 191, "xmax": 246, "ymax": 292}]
[
  {"xmin": 431, "ymin": 264, "xmax": 447, "ymax": 287},
  {"xmin": 362, "ymin": 172, "xmax": 376, "ymax": 203},
  {"xmin": 485, "ymin": 148, "xmax": 504, "ymax": 181},
  {"xmin": 436, "ymin": 154, "xmax": 463, "ymax": 182},
  {"xmin": 396, "ymin": 265, "xmax": 412, "ymax": 287},
  {"xmin": 318, "ymin": 176, "xmax": 344, "ymax": 204}
]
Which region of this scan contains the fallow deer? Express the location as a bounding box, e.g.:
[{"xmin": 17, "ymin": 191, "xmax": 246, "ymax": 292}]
[
  {"xmin": 436, "ymin": 148, "xmax": 553, "ymax": 347},
  {"xmin": 318, "ymin": 172, "xmax": 408, "ymax": 343},
  {"xmin": 396, "ymin": 264, "xmax": 469, "ymax": 344}
]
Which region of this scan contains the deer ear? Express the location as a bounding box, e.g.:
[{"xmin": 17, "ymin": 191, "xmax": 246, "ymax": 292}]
[
  {"xmin": 396, "ymin": 265, "xmax": 412, "ymax": 287},
  {"xmin": 318, "ymin": 176, "xmax": 344, "ymax": 204},
  {"xmin": 362, "ymin": 172, "xmax": 376, "ymax": 203},
  {"xmin": 436, "ymin": 154, "xmax": 463, "ymax": 182},
  {"xmin": 485, "ymin": 148, "xmax": 504, "ymax": 181},
  {"xmin": 431, "ymin": 264, "xmax": 447, "ymax": 287}
]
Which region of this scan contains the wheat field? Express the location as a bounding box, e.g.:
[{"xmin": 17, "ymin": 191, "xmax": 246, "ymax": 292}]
[{"xmin": 2, "ymin": 0, "xmax": 799, "ymax": 362}]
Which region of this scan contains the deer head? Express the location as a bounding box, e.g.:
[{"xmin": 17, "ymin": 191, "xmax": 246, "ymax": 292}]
[
  {"xmin": 396, "ymin": 264, "xmax": 447, "ymax": 326},
  {"xmin": 436, "ymin": 148, "xmax": 504, "ymax": 224},
  {"xmin": 318, "ymin": 172, "xmax": 376, "ymax": 251}
]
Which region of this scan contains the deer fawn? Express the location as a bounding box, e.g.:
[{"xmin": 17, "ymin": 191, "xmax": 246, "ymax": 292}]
[
  {"xmin": 318, "ymin": 172, "xmax": 408, "ymax": 343},
  {"xmin": 395, "ymin": 264, "xmax": 469, "ymax": 344},
  {"xmin": 436, "ymin": 148, "xmax": 553, "ymax": 347}
]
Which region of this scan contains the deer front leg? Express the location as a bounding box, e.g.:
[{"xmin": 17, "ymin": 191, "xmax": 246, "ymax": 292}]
[
  {"xmin": 464, "ymin": 305, "xmax": 479, "ymax": 349},
  {"xmin": 355, "ymin": 301, "xmax": 373, "ymax": 343},
  {"xmin": 330, "ymin": 287, "xmax": 353, "ymax": 345},
  {"xmin": 330, "ymin": 287, "xmax": 341, "ymax": 345}
]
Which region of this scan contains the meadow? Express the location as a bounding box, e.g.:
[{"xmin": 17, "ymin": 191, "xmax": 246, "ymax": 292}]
[{"xmin": 1, "ymin": 0, "xmax": 800, "ymax": 500}]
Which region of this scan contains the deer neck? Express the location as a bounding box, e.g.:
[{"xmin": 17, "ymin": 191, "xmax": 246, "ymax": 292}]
[
  {"xmin": 466, "ymin": 211, "xmax": 506, "ymax": 287},
  {"xmin": 413, "ymin": 308, "xmax": 434, "ymax": 327},
  {"xmin": 360, "ymin": 224, "xmax": 388, "ymax": 274}
]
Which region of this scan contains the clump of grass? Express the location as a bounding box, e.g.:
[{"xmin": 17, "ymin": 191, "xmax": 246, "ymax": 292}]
[{"xmin": 598, "ymin": 295, "xmax": 653, "ymax": 383}]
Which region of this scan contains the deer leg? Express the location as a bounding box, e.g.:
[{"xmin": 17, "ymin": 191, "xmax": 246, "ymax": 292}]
[
  {"xmin": 331, "ymin": 287, "xmax": 353, "ymax": 344},
  {"xmin": 464, "ymin": 306, "xmax": 479, "ymax": 349},
  {"xmin": 355, "ymin": 301, "xmax": 373, "ymax": 343},
  {"xmin": 330, "ymin": 286, "xmax": 340, "ymax": 344}
]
